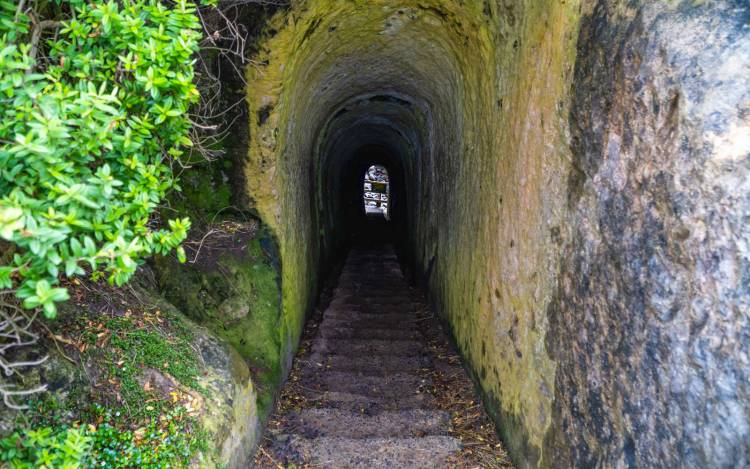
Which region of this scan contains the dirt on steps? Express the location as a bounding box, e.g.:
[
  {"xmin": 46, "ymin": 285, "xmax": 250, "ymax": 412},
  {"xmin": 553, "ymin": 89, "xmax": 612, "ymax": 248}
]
[{"xmin": 255, "ymin": 245, "xmax": 513, "ymax": 468}]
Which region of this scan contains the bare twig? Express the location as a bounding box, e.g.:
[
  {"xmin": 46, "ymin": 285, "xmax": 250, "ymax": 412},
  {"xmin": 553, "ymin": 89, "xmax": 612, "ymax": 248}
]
[
  {"xmin": 258, "ymin": 446, "xmax": 285, "ymax": 469},
  {"xmin": 0, "ymin": 384, "xmax": 48, "ymax": 410},
  {"xmin": 0, "ymin": 295, "xmax": 48, "ymax": 409},
  {"xmin": 27, "ymin": 15, "xmax": 60, "ymax": 64}
]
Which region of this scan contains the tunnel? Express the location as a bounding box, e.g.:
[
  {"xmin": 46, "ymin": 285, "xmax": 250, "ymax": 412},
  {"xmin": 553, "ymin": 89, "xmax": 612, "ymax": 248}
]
[{"xmin": 241, "ymin": 1, "xmax": 750, "ymax": 467}]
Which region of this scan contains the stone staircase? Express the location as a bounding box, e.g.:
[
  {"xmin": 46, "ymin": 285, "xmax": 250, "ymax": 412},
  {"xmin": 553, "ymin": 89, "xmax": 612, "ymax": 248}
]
[{"xmin": 256, "ymin": 245, "xmax": 505, "ymax": 468}]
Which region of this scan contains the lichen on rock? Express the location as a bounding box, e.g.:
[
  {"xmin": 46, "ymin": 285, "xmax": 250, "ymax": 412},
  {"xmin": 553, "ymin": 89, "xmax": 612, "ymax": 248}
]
[{"xmin": 545, "ymin": 1, "xmax": 750, "ymax": 467}]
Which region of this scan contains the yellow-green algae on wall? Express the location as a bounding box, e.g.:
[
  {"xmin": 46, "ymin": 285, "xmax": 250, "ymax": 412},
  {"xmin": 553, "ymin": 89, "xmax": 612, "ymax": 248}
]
[{"xmin": 244, "ymin": 0, "xmax": 582, "ymax": 466}]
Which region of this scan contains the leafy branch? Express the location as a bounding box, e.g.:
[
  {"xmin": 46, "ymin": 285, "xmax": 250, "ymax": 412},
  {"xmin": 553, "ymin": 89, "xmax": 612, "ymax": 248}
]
[{"xmin": 0, "ymin": 0, "xmax": 205, "ymax": 408}]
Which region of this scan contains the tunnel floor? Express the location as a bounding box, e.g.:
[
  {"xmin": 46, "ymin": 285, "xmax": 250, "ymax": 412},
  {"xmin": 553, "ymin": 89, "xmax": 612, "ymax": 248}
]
[{"xmin": 255, "ymin": 245, "xmax": 513, "ymax": 468}]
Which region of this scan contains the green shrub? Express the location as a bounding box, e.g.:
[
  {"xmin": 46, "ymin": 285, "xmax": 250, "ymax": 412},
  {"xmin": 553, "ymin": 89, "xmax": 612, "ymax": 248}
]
[
  {"xmin": 0, "ymin": 426, "xmax": 92, "ymax": 468},
  {"xmin": 0, "ymin": 407, "xmax": 205, "ymax": 468},
  {"xmin": 0, "ymin": 0, "xmax": 209, "ymax": 317}
]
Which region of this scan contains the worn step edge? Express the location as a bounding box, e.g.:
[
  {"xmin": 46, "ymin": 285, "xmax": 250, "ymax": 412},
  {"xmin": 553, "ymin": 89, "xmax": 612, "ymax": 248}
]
[
  {"xmin": 305, "ymin": 352, "xmax": 429, "ymax": 374},
  {"xmin": 286, "ymin": 435, "xmax": 462, "ymax": 469},
  {"xmin": 320, "ymin": 327, "xmax": 420, "ymax": 341},
  {"xmin": 300, "ymin": 389, "xmax": 438, "ymax": 410},
  {"xmin": 284, "ymin": 408, "xmax": 451, "ymax": 438},
  {"xmin": 304, "ymin": 371, "xmax": 432, "ymax": 397},
  {"xmin": 311, "ymin": 337, "xmax": 424, "ymax": 356},
  {"xmin": 322, "ymin": 316, "xmax": 419, "ymax": 328}
]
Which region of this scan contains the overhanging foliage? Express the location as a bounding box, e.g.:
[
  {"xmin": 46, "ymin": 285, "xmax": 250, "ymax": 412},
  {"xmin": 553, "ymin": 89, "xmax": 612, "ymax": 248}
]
[{"xmin": 0, "ymin": 0, "xmax": 208, "ymax": 318}]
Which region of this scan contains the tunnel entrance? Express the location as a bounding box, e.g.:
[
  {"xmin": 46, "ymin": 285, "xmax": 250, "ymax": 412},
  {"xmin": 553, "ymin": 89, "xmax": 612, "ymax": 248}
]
[{"xmin": 243, "ymin": 2, "xmax": 750, "ymax": 467}]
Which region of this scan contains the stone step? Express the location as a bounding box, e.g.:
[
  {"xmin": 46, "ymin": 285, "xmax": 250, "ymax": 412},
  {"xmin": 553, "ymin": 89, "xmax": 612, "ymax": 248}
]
[
  {"xmin": 346, "ymin": 254, "xmax": 397, "ymax": 261},
  {"xmin": 324, "ymin": 309, "xmax": 417, "ymax": 322},
  {"xmin": 342, "ymin": 258, "xmax": 398, "ymax": 264},
  {"xmin": 336, "ymin": 289, "xmax": 416, "ymax": 296},
  {"xmin": 336, "ymin": 275, "xmax": 405, "ymax": 281},
  {"xmin": 326, "ymin": 303, "xmax": 420, "ymax": 315},
  {"xmin": 332, "ymin": 296, "xmax": 414, "ymax": 302},
  {"xmin": 332, "ymin": 288, "xmax": 412, "ymax": 296},
  {"xmin": 341, "ymin": 270, "xmax": 401, "ymax": 275},
  {"xmin": 307, "ymin": 371, "xmax": 431, "ymax": 398},
  {"xmin": 286, "ymin": 435, "xmax": 461, "ymax": 468},
  {"xmin": 320, "ymin": 316, "xmax": 417, "ymax": 331},
  {"xmin": 331, "ymin": 296, "xmax": 416, "ymax": 305},
  {"xmin": 284, "ymin": 408, "xmax": 451, "ymax": 438},
  {"xmin": 307, "ymin": 352, "xmax": 429, "ymax": 374},
  {"xmin": 328, "ymin": 301, "xmax": 424, "ymax": 314},
  {"xmin": 336, "ymin": 282, "xmax": 407, "ymax": 289},
  {"xmin": 336, "ymin": 281, "xmax": 410, "ymax": 287},
  {"xmin": 301, "ymin": 389, "xmax": 437, "ymax": 411},
  {"xmin": 320, "ymin": 326, "xmax": 421, "ymax": 341},
  {"xmin": 347, "ymin": 252, "xmax": 397, "ymax": 258},
  {"xmin": 341, "ymin": 266, "xmax": 400, "ymax": 272},
  {"xmin": 311, "ymin": 337, "xmax": 424, "ymax": 356},
  {"xmin": 341, "ymin": 265, "xmax": 400, "ymax": 270},
  {"xmin": 338, "ymin": 274, "xmax": 403, "ymax": 281}
]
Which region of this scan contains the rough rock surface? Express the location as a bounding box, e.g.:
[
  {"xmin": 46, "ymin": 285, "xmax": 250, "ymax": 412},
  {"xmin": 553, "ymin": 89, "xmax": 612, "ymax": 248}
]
[
  {"xmin": 153, "ymin": 220, "xmax": 284, "ymax": 417},
  {"xmin": 186, "ymin": 316, "xmax": 261, "ymax": 469},
  {"xmin": 545, "ymin": 1, "xmax": 750, "ymax": 467}
]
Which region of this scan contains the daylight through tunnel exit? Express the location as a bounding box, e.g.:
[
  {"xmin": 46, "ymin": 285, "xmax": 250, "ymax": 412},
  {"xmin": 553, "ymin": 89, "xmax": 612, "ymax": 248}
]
[{"xmin": 363, "ymin": 165, "xmax": 389, "ymax": 219}]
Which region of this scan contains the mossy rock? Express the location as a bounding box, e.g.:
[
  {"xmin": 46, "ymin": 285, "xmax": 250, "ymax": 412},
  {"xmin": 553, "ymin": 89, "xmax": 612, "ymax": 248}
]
[
  {"xmin": 153, "ymin": 219, "xmax": 283, "ymax": 419},
  {"xmin": 1, "ymin": 279, "xmax": 262, "ymax": 468}
]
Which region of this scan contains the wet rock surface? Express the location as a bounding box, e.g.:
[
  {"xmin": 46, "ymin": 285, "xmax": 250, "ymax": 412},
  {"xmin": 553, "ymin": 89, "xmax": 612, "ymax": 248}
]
[{"xmin": 256, "ymin": 245, "xmax": 512, "ymax": 468}]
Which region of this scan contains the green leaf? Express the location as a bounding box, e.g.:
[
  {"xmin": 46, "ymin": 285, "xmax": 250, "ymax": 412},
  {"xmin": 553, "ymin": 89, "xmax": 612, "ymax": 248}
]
[
  {"xmin": 49, "ymin": 287, "xmax": 69, "ymax": 303},
  {"xmin": 176, "ymin": 246, "xmax": 186, "ymax": 263},
  {"xmin": 42, "ymin": 300, "xmax": 57, "ymax": 318},
  {"xmin": 83, "ymin": 236, "xmax": 96, "ymax": 255},
  {"xmin": 70, "ymin": 238, "xmax": 83, "ymax": 257},
  {"xmin": 0, "ymin": 206, "xmax": 23, "ymax": 240},
  {"xmin": 64, "ymin": 259, "xmax": 78, "ymax": 277},
  {"xmin": 0, "ymin": 266, "xmax": 13, "ymax": 289}
]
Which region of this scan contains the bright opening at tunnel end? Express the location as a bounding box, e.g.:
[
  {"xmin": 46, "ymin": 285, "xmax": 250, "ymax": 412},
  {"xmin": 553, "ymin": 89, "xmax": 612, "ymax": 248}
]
[{"xmin": 363, "ymin": 165, "xmax": 390, "ymax": 219}]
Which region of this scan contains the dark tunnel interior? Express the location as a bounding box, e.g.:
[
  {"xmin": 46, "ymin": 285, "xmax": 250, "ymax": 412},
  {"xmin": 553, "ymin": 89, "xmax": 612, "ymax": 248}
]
[{"xmin": 315, "ymin": 94, "xmax": 423, "ymax": 271}]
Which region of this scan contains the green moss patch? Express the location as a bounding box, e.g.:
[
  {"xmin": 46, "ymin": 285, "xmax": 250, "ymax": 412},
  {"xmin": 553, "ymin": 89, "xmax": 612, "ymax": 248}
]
[
  {"xmin": 1, "ymin": 281, "xmax": 211, "ymax": 467},
  {"xmin": 171, "ymin": 158, "xmax": 233, "ymax": 224},
  {"xmin": 154, "ymin": 218, "xmax": 283, "ymax": 419}
]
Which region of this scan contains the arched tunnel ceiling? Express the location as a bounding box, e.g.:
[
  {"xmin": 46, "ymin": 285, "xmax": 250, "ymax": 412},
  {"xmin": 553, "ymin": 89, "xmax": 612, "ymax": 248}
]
[{"xmin": 245, "ymin": 1, "xmax": 493, "ymax": 232}]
